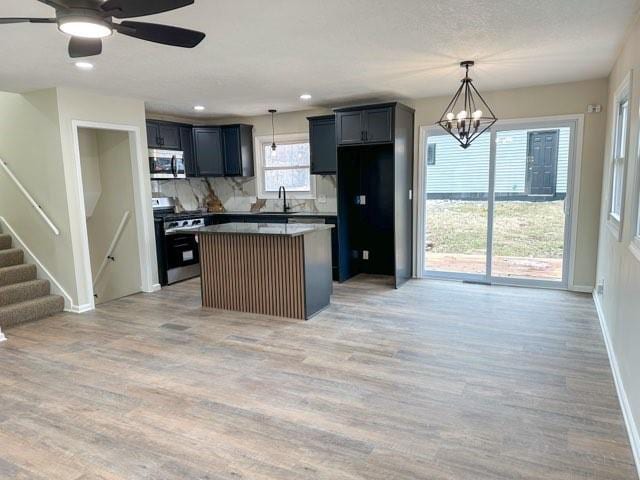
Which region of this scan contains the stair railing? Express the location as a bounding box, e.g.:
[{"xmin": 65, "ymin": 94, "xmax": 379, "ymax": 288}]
[
  {"xmin": 0, "ymin": 158, "xmax": 60, "ymax": 236},
  {"xmin": 92, "ymin": 210, "xmax": 131, "ymax": 290}
]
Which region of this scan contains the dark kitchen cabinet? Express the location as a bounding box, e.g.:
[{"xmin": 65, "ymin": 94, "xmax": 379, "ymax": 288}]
[
  {"xmin": 146, "ymin": 119, "xmax": 255, "ymax": 178},
  {"xmin": 179, "ymin": 126, "xmax": 198, "ymax": 176},
  {"xmin": 158, "ymin": 123, "xmax": 181, "ymax": 149},
  {"xmin": 222, "ymin": 124, "xmax": 254, "ymax": 177},
  {"xmin": 308, "ymin": 115, "xmax": 337, "ymax": 174},
  {"xmin": 364, "ymin": 107, "xmax": 393, "ymax": 143},
  {"xmin": 146, "ymin": 122, "xmax": 161, "ymax": 148},
  {"xmin": 146, "ymin": 120, "xmax": 181, "ymax": 149},
  {"xmin": 336, "ymin": 102, "xmax": 414, "ymax": 288},
  {"xmin": 336, "ymin": 111, "xmax": 363, "ymax": 145},
  {"xmin": 335, "ymin": 105, "xmax": 394, "ymax": 146},
  {"xmin": 193, "ymin": 127, "xmax": 224, "ymax": 177}
]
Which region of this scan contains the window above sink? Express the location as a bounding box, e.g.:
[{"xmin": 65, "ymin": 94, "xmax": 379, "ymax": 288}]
[{"xmin": 254, "ymin": 133, "xmax": 316, "ymax": 200}]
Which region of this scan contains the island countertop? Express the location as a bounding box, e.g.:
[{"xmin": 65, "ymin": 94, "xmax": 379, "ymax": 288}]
[{"xmin": 194, "ymin": 222, "xmax": 334, "ymax": 237}]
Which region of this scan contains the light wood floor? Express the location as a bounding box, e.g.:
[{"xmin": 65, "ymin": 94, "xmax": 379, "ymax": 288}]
[{"xmin": 0, "ymin": 275, "xmax": 636, "ymax": 479}]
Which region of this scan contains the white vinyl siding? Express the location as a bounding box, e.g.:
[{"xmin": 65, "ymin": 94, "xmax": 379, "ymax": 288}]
[{"xmin": 426, "ymin": 128, "xmax": 570, "ymax": 195}]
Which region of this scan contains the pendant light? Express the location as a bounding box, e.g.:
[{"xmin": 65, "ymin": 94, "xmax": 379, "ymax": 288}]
[
  {"xmin": 437, "ymin": 61, "xmax": 497, "ymax": 149},
  {"xmin": 269, "ymin": 109, "xmax": 277, "ymax": 153}
]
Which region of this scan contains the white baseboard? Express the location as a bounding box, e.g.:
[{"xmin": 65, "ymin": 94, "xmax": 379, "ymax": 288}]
[
  {"xmin": 593, "ymin": 291, "xmax": 640, "ymax": 478},
  {"xmin": 570, "ymin": 284, "xmax": 595, "ymax": 293},
  {"xmin": 150, "ymin": 283, "xmax": 162, "ymax": 292},
  {"xmin": 0, "ymin": 327, "xmax": 6, "ymax": 342},
  {"xmin": 66, "ymin": 303, "xmax": 94, "ymax": 314}
]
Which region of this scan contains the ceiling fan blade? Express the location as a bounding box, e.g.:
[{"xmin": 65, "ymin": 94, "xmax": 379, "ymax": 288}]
[
  {"xmin": 100, "ymin": 0, "xmax": 194, "ymax": 19},
  {"xmin": 68, "ymin": 37, "xmax": 103, "ymax": 58},
  {"xmin": 36, "ymin": 0, "xmax": 70, "ymax": 8},
  {"xmin": 114, "ymin": 21, "xmax": 205, "ymax": 48},
  {"xmin": 0, "ymin": 18, "xmax": 56, "ymax": 24}
]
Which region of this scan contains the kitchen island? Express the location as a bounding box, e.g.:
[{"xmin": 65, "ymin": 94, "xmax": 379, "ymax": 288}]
[{"xmin": 197, "ymin": 223, "xmax": 334, "ymax": 320}]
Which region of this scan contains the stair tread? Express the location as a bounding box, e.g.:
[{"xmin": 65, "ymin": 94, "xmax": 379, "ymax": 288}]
[
  {"xmin": 0, "ymin": 279, "xmax": 51, "ymax": 308},
  {"xmin": 0, "ymin": 278, "xmax": 49, "ymax": 291},
  {"xmin": 0, "ymin": 263, "xmax": 36, "ymax": 273},
  {"xmin": 0, "ymin": 248, "xmax": 24, "ymax": 268},
  {"xmin": 0, "ymin": 294, "xmax": 63, "ymax": 310},
  {"xmin": 0, "ymin": 247, "xmax": 22, "ymax": 255},
  {"xmin": 0, "ymin": 234, "xmax": 11, "ymax": 251},
  {"xmin": 0, "ymin": 294, "xmax": 64, "ymax": 329}
]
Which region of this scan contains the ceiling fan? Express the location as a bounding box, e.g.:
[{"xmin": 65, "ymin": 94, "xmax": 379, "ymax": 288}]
[{"xmin": 0, "ymin": 0, "xmax": 206, "ymax": 58}]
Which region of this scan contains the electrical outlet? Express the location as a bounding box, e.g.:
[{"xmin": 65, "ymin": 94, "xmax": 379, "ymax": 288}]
[
  {"xmin": 587, "ymin": 104, "xmax": 602, "ymax": 113},
  {"xmin": 362, "ymin": 250, "xmax": 369, "ymax": 260}
]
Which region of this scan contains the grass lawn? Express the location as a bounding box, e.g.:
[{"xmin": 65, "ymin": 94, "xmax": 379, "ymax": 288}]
[{"xmin": 426, "ymin": 200, "xmax": 565, "ymax": 258}]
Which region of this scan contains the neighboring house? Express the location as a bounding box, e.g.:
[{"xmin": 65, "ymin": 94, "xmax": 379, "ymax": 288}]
[{"xmin": 426, "ymin": 128, "xmax": 569, "ymax": 199}]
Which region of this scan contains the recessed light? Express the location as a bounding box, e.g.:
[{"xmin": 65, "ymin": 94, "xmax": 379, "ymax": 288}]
[
  {"xmin": 300, "ymin": 94, "xmax": 312, "ymax": 101},
  {"xmin": 75, "ymin": 61, "xmax": 94, "ymax": 70},
  {"xmin": 194, "ymin": 105, "xmax": 205, "ymax": 111}
]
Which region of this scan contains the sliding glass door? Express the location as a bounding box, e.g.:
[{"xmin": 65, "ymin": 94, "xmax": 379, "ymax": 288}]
[
  {"xmin": 422, "ymin": 118, "xmax": 577, "ymax": 288},
  {"xmin": 423, "ymin": 132, "xmax": 490, "ymax": 280}
]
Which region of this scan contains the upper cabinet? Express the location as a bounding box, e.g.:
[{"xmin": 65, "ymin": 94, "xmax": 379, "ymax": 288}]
[
  {"xmin": 308, "ymin": 115, "xmax": 337, "ymax": 175},
  {"xmin": 335, "ymin": 105, "xmax": 394, "ymax": 146},
  {"xmin": 179, "ymin": 126, "xmax": 197, "ymax": 177},
  {"xmin": 146, "ymin": 120, "xmax": 182, "ymax": 149},
  {"xmin": 222, "ymin": 125, "xmax": 254, "ymax": 177},
  {"xmin": 146, "ymin": 120, "xmax": 255, "ymax": 178},
  {"xmin": 193, "ymin": 127, "xmax": 224, "ymax": 177}
]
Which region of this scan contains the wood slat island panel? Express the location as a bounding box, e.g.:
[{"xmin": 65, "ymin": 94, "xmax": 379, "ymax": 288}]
[
  {"xmin": 200, "ymin": 233, "xmax": 306, "ymax": 319},
  {"xmin": 197, "ymin": 222, "xmax": 333, "ymax": 319}
]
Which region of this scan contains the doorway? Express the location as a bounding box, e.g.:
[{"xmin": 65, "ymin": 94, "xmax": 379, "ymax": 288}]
[
  {"xmin": 418, "ymin": 116, "xmax": 581, "ymax": 288},
  {"xmin": 77, "ymin": 128, "xmax": 142, "ymax": 305},
  {"xmin": 69, "ymin": 120, "xmax": 158, "ymax": 312}
]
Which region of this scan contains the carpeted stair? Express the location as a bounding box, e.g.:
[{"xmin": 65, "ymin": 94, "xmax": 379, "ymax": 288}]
[{"xmin": 0, "ymin": 229, "xmax": 64, "ymax": 330}]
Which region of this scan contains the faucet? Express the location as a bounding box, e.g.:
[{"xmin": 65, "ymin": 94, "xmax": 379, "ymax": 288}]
[{"xmin": 278, "ymin": 186, "xmax": 291, "ymax": 213}]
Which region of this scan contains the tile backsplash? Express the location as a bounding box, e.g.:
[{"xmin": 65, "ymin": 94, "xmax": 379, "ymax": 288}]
[{"xmin": 153, "ymin": 175, "xmax": 337, "ymax": 213}]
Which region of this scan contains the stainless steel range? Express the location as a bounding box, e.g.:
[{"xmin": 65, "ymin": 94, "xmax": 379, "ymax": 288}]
[{"xmin": 152, "ymin": 197, "xmax": 204, "ymax": 285}]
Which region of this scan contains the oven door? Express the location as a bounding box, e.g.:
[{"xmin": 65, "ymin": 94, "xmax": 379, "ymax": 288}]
[
  {"xmin": 149, "ymin": 150, "xmax": 186, "ymax": 179},
  {"xmin": 165, "ymin": 232, "xmax": 200, "ymax": 284}
]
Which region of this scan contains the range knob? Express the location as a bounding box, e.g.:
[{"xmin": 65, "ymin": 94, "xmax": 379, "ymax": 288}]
[{"xmin": 182, "ymin": 220, "xmax": 189, "ymax": 226}]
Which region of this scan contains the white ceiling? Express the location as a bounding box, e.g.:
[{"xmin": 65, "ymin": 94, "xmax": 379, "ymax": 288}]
[{"xmin": 0, "ymin": 0, "xmax": 638, "ymax": 118}]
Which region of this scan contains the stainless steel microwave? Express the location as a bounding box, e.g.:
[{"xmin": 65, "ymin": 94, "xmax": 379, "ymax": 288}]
[{"xmin": 149, "ymin": 149, "xmax": 185, "ymax": 179}]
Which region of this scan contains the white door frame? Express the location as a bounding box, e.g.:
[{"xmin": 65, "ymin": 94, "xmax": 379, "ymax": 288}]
[
  {"xmin": 415, "ymin": 114, "xmax": 584, "ymax": 290},
  {"xmin": 69, "ymin": 120, "xmax": 159, "ymax": 311}
]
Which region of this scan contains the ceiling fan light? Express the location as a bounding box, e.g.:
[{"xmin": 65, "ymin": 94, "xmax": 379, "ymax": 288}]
[{"xmin": 59, "ymin": 18, "xmax": 112, "ymax": 39}]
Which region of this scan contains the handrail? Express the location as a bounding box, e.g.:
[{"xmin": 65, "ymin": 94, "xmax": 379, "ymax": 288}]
[
  {"xmin": 92, "ymin": 210, "xmax": 131, "ymax": 289},
  {"xmin": 0, "ymin": 158, "xmax": 60, "ymax": 236}
]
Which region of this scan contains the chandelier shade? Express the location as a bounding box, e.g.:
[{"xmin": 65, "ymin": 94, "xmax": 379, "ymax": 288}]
[{"xmin": 437, "ymin": 61, "xmax": 497, "ymax": 149}]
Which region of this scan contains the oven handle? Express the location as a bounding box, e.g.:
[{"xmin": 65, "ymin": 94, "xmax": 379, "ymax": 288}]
[{"xmin": 171, "ymin": 155, "xmax": 177, "ymax": 178}]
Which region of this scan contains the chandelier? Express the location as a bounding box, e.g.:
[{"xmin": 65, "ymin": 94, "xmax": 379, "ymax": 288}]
[{"xmin": 437, "ymin": 61, "xmax": 497, "ymax": 149}]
